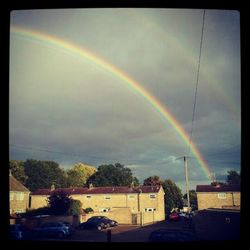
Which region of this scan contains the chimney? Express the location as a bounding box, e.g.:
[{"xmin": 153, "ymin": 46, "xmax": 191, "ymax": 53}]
[
  {"xmin": 215, "ymin": 183, "xmax": 221, "ymax": 188},
  {"xmin": 51, "ymin": 184, "xmax": 55, "ymax": 191},
  {"xmin": 88, "ymin": 183, "xmax": 94, "ymax": 190}
]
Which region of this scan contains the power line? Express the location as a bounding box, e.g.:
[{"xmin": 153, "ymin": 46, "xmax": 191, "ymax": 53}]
[{"xmin": 187, "ymin": 9, "xmax": 206, "ymax": 156}]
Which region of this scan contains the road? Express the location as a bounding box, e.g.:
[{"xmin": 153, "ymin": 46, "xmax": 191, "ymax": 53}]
[{"xmin": 64, "ymin": 217, "xmax": 195, "ymax": 242}]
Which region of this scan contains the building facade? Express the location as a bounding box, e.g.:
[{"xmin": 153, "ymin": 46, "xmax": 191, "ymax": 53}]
[
  {"xmin": 9, "ymin": 174, "xmax": 30, "ymax": 214},
  {"xmin": 30, "ymin": 185, "xmax": 165, "ymax": 225},
  {"xmin": 196, "ymin": 184, "xmax": 240, "ymax": 210}
]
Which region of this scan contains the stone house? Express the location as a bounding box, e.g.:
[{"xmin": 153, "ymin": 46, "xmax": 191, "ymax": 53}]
[
  {"xmin": 196, "ymin": 184, "xmax": 240, "ymax": 210},
  {"xmin": 30, "ymin": 185, "xmax": 165, "ymax": 225},
  {"xmin": 9, "ymin": 173, "xmax": 30, "ymax": 214}
]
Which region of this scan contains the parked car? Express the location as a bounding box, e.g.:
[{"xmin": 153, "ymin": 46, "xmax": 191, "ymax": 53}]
[
  {"xmin": 32, "ymin": 222, "xmax": 72, "ymax": 239},
  {"xmin": 169, "ymin": 212, "xmax": 180, "ymax": 221},
  {"xmin": 96, "ymin": 216, "xmax": 118, "ymax": 227},
  {"xmin": 10, "ymin": 224, "xmax": 33, "ymax": 240},
  {"xmin": 149, "ymin": 229, "xmax": 198, "ymax": 242},
  {"xmin": 178, "ymin": 212, "xmax": 192, "ymax": 220},
  {"xmin": 77, "ymin": 217, "xmax": 109, "ymax": 231},
  {"xmin": 10, "ymin": 224, "xmax": 23, "ymax": 240},
  {"xmin": 60, "ymin": 221, "xmax": 75, "ymax": 233}
]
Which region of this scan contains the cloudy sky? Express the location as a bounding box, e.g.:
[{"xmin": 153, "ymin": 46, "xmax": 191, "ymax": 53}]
[{"xmin": 9, "ymin": 9, "xmax": 241, "ymax": 192}]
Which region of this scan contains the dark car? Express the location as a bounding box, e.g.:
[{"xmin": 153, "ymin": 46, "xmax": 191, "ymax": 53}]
[
  {"xmin": 77, "ymin": 217, "xmax": 109, "ymax": 231},
  {"xmin": 96, "ymin": 216, "xmax": 118, "ymax": 227},
  {"xmin": 10, "ymin": 224, "xmax": 33, "ymax": 240},
  {"xmin": 169, "ymin": 212, "xmax": 180, "ymax": 221},
  {"xmin": 10, "ymin": 224, "xmax": 23, "ymax": 240},
  {"xmin": 32, "ymin": 222, "xmax": 72, "ymax": 239},
  {"xmin": 149, "ymin": 229, "xmax": 198, "ymax": 242}
]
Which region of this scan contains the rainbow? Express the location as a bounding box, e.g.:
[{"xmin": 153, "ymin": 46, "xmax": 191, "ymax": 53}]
[
  {"xmin": 10, "ymin": 25, "xmax": 212, "ymax": 181},
  {"xmin": 129, "ymin": 10, "xmax": 241, "ymax": 121}
]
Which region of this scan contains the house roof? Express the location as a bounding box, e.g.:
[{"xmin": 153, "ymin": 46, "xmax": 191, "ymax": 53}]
[
  {"xmin": 9, "ymin": 175, "xmax": 30, "ymax": 192},
  {"xmin": 196, "ymin": 184, "xmax": 240, "ymax": 193},
  {"xmin": 31, "ymin": 185, "xmax": 162, "ymax": 196}
]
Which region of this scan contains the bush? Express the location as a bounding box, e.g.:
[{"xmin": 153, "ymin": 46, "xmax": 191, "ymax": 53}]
[
  {"xmin": 68, "ymin": 199, "xmax": 82, "ymax": 216},
  {"xmin": 84, "ymin": 207, "xmax": 94, "ymax": 213}
]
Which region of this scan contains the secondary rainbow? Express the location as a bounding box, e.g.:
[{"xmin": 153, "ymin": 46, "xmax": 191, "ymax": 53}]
[{"xmin": 10, "ymin": 26, "xmax": 212, "ymax": 181}]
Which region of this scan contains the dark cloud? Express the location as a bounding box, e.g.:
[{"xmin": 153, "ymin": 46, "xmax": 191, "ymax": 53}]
[{"xmin": 10, "ymin": 9, "xmax": 241, "ymax": 191}]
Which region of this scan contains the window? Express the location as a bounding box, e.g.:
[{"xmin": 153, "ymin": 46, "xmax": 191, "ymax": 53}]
[
  {"xmin": 149, "ymin": 194, "xmax": 156, "ymax": 199},
  {"xmin": 99, "ymin": 208, "xmax": 110, "ymax": 212},
  {"xmin": 128, "ymin": 195, "xmax": 135, "ymax": 199},
  {"xmin": 10, "ymin": 192, "xmax": 14, "ymax": 201},
  {"xmin": 218, "ymin": 193, "xmax": 227, "ymax": 199},
  {"xmin": 16, "ymin": 192, "xmax": 24, "ymax": 201},
  {"xmin": 145, "ymin": 208, "xmax": 156, "ymax": 212},
  {"xmin": 16, "ymin": 209, "xmax": 25, "ymax": 213},
  {"xmin": 86, "ymin": 195, "xmax": 92, "ymax": 199},
  {"xmin": 104, "ymin": 196, "xmax": 111, "ymax": 200}
]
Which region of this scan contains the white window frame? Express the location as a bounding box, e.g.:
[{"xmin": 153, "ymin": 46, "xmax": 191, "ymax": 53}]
[
  {"xmin": 16, "ymin": 192, "xmax": 24, "ymax": 201},
  {"xmin": 128, "ymin": 195, "xmax": 135, "ymax": 199},
  {"xmin": 218, "ymin": 193, "xmax": 227, "ymax": 199},
  {"xmin": 149, "ymin": 194, "xmax": 157, "ymax": 199},
  {"xmin": 16, "ymin": 209, "xmax": 25, "ymax": 213},
  {"xmin": 99, "ymin": 208, "xmax": 110, "ymax": 212},
  {"xmin": 10, "ymin": 192, "xmax": 14, "ymax": 201},
  {"xmin": 145, "ymin": 208, "xmax": 156, "ymax": 212}
]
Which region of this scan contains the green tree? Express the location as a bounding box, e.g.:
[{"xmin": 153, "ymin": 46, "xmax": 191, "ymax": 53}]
[
  {"xmin": 47, "ymin": 190, "xmax": 72, "ymax": 215},
  {"xmin": 143, "ymin": 176, "xmax": 163, "ymax": 186},
  {"xmin": 87, "ymin": 163, "xmax": 138, "ymax": 187},
  {"xmin": 9, "ymin": 160, "xmax": 28, "ymax": 185},
  {"xmin": 226, "ymin": 170, "xmax": 241, "ymax": 185},
  {"xmin": 24, "ymin": 159, "xmax": 67, "ymax": 191},
  {"xmin": 162, "ymin": 179, "xmax": 183, "ymax": 214},
  {"xmin": 183, "ymin": 190, "xmax": 198, "ymax": 210},
  {"xmin": 66, "ymin": 162, "xmax": 96, "ymax": 187},
  {"xmin": 68, "ymin": 199, "xmax": 83, "ymax": 216},
  {"xmin": 47, "ymin": 190, "xmax": 82, "ymax": 215}
]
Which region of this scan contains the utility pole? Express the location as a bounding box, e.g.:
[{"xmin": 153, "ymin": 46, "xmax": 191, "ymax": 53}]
[{"xmin": 184, "ymin": 156, "xmax": 191, "ymax": 212}]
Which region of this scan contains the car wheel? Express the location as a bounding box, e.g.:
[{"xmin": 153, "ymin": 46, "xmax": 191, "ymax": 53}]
[
  {"xmin": 97, "ymin": 225, "xmax": 102, "ymax": 231},
  {"xmin": 58, "ymin": 232, "xmax": 65, "ymax": 239}
]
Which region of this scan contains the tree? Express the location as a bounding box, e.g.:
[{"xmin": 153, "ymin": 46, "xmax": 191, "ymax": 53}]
[
  {"xmin": 87, "ymin": 163, "xmax": 138, "ymax": 187},
  {"xmin": 47, "ymin": 190, "xmax": 82, "ymax": 215},
  {"xmin": 9, "ymin": 160, "xmax": 28, "ymax": 185},
  {"xmin": 226, "ymin": 170, "xmax": 241, "ymax": 185},
  {"xmin": 47, "ymin": 190, "xmax": 72, "ymax": 215},
  {"xmin": 68, "ymin": 199, "xmax": 83, "ymax": 216},
  {"xmin": 66, "ymin": 162, "xmax": 96, "ymax": 187},
  {"xmin": 162, "ymin": 179, "xmax": 183, "ymax": 214},
  {"xmin": 143, "ymin": 176, "xmax": 163, "ymax": 186},
  {"xmin": 183, "ymin": 190, "xmax": 198, "ymax": 210},
  {"xmin": 24, "ymin": 159, "xmax": 67, "ymax": 191}
]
